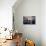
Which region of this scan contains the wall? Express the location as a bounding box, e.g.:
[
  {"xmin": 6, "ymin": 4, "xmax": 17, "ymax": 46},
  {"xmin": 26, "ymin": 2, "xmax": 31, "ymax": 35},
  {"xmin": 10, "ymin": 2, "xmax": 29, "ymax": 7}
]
[
  {"xmin": 13, "ymin": 0, "xmax": 41, "ymax": 46},
  {"xmin": 0, "ymin": 0, "xmax": 16, "ymax": 30},
  {"xmin": 41, "ymin": 0, "xmax": 46, "ymax": 46}
]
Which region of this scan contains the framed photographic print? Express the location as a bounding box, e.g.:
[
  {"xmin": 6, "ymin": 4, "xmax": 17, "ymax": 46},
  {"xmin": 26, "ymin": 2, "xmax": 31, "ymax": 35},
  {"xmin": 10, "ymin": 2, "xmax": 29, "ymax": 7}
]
[{"xmin": 23, "ymin": 16, "xmax": 36, "ymax": 24}]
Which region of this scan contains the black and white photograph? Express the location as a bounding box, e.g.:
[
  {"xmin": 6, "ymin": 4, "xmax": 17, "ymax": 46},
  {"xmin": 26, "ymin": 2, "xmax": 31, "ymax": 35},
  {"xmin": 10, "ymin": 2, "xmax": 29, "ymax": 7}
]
[{"xmin": 23, "ymin": 16, "xmax": 36, "ymax": 24}]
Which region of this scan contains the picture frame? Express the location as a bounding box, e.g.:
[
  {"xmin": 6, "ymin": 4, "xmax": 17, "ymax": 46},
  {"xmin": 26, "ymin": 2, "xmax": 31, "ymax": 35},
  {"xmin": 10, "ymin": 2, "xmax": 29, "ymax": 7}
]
[{"xmin": 23, "ymin": 16, "xmax": 36, "ymax": 24}]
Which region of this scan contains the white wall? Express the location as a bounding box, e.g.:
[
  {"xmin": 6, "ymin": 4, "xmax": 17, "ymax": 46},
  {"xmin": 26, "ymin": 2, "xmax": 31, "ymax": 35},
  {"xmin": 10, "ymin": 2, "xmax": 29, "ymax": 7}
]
[
  {"xmin": 13, "ymin": 0, "xmax": 41, "ymax": 46},
  {"xmin": 0, "ymin": 0, "xmax": 16, "ymax": 30},
  {"xmin": 41, "ymin": 0, "xmax": 46, "ymax": 46}
]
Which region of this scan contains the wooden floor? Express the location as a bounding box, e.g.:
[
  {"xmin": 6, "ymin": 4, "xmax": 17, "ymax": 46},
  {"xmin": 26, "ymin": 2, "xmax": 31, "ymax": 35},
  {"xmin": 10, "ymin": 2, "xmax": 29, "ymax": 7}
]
[{"xmin": 0, "ymin": 39, "xmax": 16, "ymax": 46}]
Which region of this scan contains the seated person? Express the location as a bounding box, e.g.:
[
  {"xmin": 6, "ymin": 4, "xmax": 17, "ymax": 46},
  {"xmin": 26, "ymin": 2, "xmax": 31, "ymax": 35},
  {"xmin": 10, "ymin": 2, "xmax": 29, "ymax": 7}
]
[{"xmin": 25, "ymin": 40, "xmax": 35, "ymax": 46}]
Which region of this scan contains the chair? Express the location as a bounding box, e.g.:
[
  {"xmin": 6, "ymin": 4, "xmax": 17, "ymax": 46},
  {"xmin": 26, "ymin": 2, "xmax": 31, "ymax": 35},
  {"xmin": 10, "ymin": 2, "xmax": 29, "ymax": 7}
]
[{"xmin": 14, "ymin": 33, "xmax": 23, "ymax": 46}]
